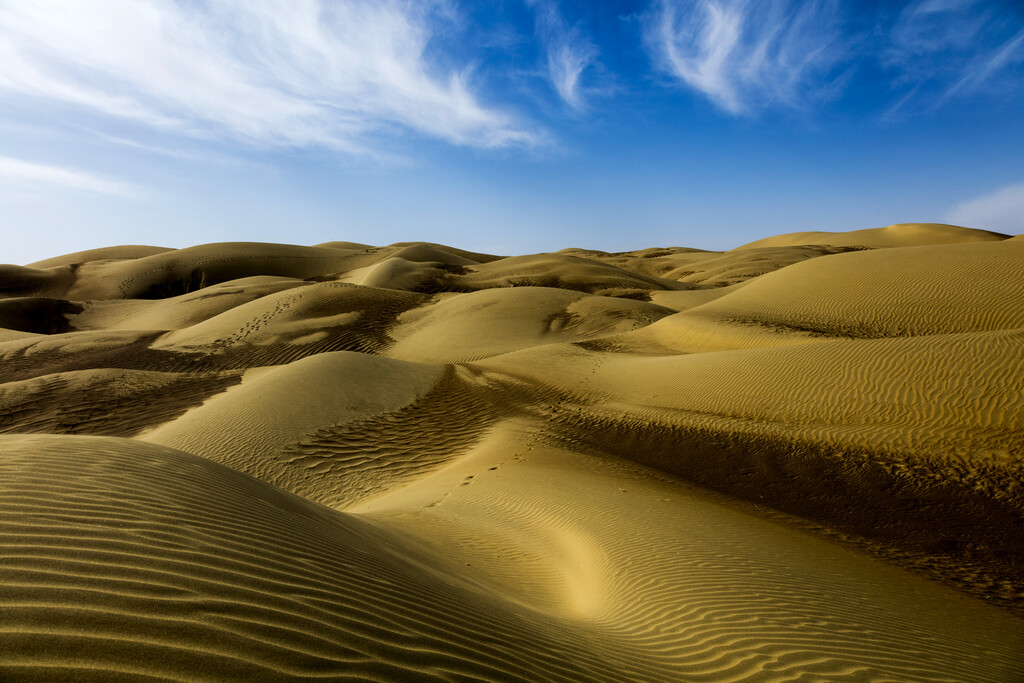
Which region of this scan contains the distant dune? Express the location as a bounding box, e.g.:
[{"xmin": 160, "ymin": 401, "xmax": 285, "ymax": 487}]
[
  {"xmin": 733, "ymin": 222, "xmax": 1010, "ymax": 250},
  {"xmin": 2, "ymin": 223, "xmax": 1023, "ymax": 681}
]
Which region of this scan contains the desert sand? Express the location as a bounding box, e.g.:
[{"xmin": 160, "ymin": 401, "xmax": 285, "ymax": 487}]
[{"xmin": 1, "ymin": 223, "xmax": 1023, "ymax": 681}]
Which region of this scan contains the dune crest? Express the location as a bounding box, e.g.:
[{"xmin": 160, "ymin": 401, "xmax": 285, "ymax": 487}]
[
  {"xmin": 733, "ymin": 222, "xmax": 1009, "ymax": 250},
  {"xmin": 2, "ymin": 231, "xmax": 1023, "ymax": 681}
]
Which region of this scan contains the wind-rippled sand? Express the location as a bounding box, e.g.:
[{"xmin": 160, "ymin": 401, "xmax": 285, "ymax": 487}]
[{"xmin": 2, "ymin": 223, "xmax": 1022, "ymax": 681}]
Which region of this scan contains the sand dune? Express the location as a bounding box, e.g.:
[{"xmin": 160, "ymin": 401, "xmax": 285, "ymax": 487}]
[
  {"xmin": 24, "ymin": 244, "xmax": 175, "ymax": 270},
  {"xmin": 384, "ymin": 287, "xmax": 674, "ymax": 363},
  {"xmin": 2, "ymin": 224, "xmax": 1023, "ymax": 681},
  {"xmin": 569, "ymin": 244, "xmax": 873, "ymax": 286},
  {"xmin": 688, "ymin": 240, "xmax": 1024, "ymax": 337},
  {"xmin": 600, "ymin": 239, "xmax": 1024, "ymax": 354},
  {"xmin": 734, "ymin": 222, "xmax": 1010, "ymax": 250}
]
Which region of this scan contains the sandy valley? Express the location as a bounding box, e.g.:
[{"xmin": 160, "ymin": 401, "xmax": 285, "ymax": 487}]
[{"xmin": 2, "ymin": 223, "xmax": 1023, "ymax": 681}]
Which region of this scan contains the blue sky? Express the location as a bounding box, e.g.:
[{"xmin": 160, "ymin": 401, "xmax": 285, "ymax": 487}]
[{"xmin": 2, "ymin": 0, "xmax": 1023, "ymax": 264}]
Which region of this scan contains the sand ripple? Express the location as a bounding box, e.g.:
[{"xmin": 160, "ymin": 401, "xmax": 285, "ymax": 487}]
[{"xmin": 2, "ymin": 227, "xmax": 1022, "ymax": 680}]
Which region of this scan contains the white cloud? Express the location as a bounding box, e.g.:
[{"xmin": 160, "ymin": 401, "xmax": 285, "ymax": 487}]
[
  {"xmin": 529, "ymin": 1, "xmax": 599, "ymax": 109},
  {"xmin": 0, "ymin": 0, "xmax": 538, "ymax": 154},
  {"xmin": 948, "ymin": 181, "xmax": 1024, "ymax": 233},
  {"xmin": 0, "ymin": 155, "xmax": 137, "ymax": 198},
  {"xmin": 888, "ymin": 0, "xmax": 986, "ymax": 57},
  {"xmin": 643, "ymin": 0, "xmax": 846, "ymax": 114},
  {"xmin": 942, "ymin": 27, "xmax": 1024, "ymax": 99},
  {"xmin": 885, "ymin": 0, "xmax": 1024, "ymax": 107}
]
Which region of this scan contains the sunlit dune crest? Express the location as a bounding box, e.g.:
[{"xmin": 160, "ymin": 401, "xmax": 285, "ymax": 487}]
[{"xmin": 2, "ymin": 223, "xmax": 1023, "ymax": 681}]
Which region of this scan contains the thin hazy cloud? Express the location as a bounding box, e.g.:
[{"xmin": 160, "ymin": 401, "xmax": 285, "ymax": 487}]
[
  {"xmin": 942, "ymin": 27, "xmax": 1024, "ymax": 99},
  {"xmin": 885, "ymin": 0, "xmax": 1024, "ymax": 110},
  {"xmin": 948, "ymin": 181, "xmax": 1024, "ymax": 233},
  {"xmin": 643, "ymin": 0, "xmax": 848, "ymax": 114},
  {"xmin": 0, "ymin": 155, "xmax": 137, "ymax": 197},
  {"xmin": 0, "ymin": 0, "xmax": 538, "ymax": 154},
  {"xmin": 529, "ymin": 1, "xmax": 600, "ymax": 109}
]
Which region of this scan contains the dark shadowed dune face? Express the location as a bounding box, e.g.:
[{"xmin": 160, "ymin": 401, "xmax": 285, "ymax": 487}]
[
  {"xmin": 2, "ymin": 227, "xmax": 1023, "ymax": 681},
  {"xmin": 0, "ymin": 297, "xmax": 83, "ymax": 334}
]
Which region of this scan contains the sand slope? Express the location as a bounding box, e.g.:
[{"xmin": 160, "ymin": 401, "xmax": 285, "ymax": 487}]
[
  {"xmin": 0, "ymin": 435, "xmax": 646, "ymax": 681},
  {"xmin": 4, "ymin": 432, "xmax": 1022, "ymax": 682},
  {"xmin": 2, "ymin": 225, "xmax": 1023, "ymax": 681},
  {"xmin": 733, "ymin": 222, "xmax": 1009, "ymax": 250}
]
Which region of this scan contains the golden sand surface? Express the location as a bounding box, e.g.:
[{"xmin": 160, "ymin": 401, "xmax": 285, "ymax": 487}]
[{"xmin": 1, "ymin": 223, "xmax": 1023, "ymax": 681}]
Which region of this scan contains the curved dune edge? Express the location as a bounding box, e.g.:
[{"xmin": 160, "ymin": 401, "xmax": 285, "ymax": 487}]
[
  {"xmin": 0, "ymin": 435, "xmax": 632, "ymax": 682},
  {"xmin": 2, "ymin": 230, "xmax": 1023, "ymax": 680},
  {"xmin": 732, "ymin": 222, "xmax": 1009, "ymax": 250},
  {"xmin": 3, "ymin": 433, "xmax": 1023, "ymax": 682}
]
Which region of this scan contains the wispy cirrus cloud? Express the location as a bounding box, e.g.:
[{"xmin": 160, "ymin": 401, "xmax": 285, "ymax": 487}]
[
  {"xmin": 948, "ymin": 181, "xmax": 1024, "ymax": 233},
  {"xmin": 885, "ymin": 0, "xmax": 1024, "ymax": 110},
  {"xmin": 643, "ymin": 0, "xmax": 1022, "ymax": 118},
  {"xmin": 0, "ymin": 0, "xmax": 538, "ymax": 155},
  {"xmin": 944, "ymin": 27, "xmax": 1024, "ymax": 99},
  {"xmin": 528, "ymin": 1, "xmax": 600, "ymax": 110},
  {"xmin": 0, "ymin": 155, "xmax": 137, "ymax": 198},
  {"xmin": 642, "ymin": 0, "xmax": 848, "ymax": 115}
]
